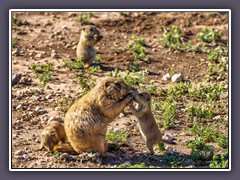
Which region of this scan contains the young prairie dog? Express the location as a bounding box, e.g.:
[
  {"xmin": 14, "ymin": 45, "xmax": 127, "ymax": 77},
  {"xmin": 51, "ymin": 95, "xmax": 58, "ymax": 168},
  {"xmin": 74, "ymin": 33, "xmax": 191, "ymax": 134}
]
[
  {"xmin": 40, "ymin": 120, "xmax": 67, "ymax": 152},
  {"xmin": 76, "ymin": 25, "xmax": 103, "ymax": 68},
  {"xmin": 129, "ymin": 91, "xmax": 176, "ymax": 154},
  {"xmin": 58, "ymin": 77, "xmax": 134, "ymax": 154}
]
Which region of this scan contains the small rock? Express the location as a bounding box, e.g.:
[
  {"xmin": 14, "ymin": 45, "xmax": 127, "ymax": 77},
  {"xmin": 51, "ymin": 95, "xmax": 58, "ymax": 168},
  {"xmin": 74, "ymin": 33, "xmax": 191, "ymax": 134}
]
[
  {"xmin": 45, "ymin": 94, "xmax": 52, "ymax": 100},
  {"xmin": 23, "ymin": 154, "xmax": 29, "ymax": 159},
  {"xmin": 119, "ymin": 113, "xmax": 125, "ymax": 117},
  {"xmin": 35, "ymin": 53, "xmax": 43, "ymax": 58},
  {"xmin": 51, "ymin": 52, "xmax": 59, "ymax": 59},
  {"xmin": 162, "ymin": 73, "xmax": 171, "ymax": 81},
  {"xmin": 30, "ymin": 95, "xmax": 40, "ymax": 101},
  {"xmin": 162, "ymin": 134, "xmax": 175, "ymax": 141},
  {"xmin": 186, "ymin": 123, "xmax": 193, "ymax": 127},
  {"xmin": 113, "ymin": 128, "xmax": 119, "ymax": 133},
  {"xmin": 165, "ymin": 145, "xmax": 172, "ymax": 150},
  {"xmin": 54, "ymin": 107, "xmax": 60, "ymax": 111},
  {"xmin": 12, "ymin": 73, "xmax": 22, "ymax": 86},
  {"xmin": 15, "ymin": 150, "xmax": 26, "ymax": 156},
  {"xmin": 12, "ymin": 49, "xmax": 20, "ymax": 56},
  {"xmin": 171, "ymin": 73, "xmax": 183, "ymax": 83},
  {"xmin": 16, "ymin": 104, "xmax": 23, "ymax": 110},
  {"xmin": 213, "ymin": 115, "xmax": 221, "ymax": 120},
  {"xmin": 48, "ymin": 116, "xmax": 63, "ymax": 123},
  {"xmin": 60, "ymin": 153, "xmax": 69, "ymax": 160},
  {"xmin": 167, "ymin": 149, "xmax": 174, "ymax": 155},
  {"xmin": 35, "ymin": 106, "xmax": 45, "ymax": 112}
]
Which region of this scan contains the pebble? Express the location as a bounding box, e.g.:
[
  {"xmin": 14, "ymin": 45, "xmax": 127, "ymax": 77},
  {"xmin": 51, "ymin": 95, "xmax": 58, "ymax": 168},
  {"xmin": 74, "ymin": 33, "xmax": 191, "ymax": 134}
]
[
  {"xmin": 51, "ymin": 52, "xmax": 59, "ymax": 59},
  {"xmin": 12, "ymin": 49, "xmax": 20, "ymax": 56},
  {"xmin": 165, "ymin": 145, "xmax": 172, "ymax": 151},
  {"xmin": 16, "ymin": 104, "xmax": 23, "ymax": 110},
  {"xmin": 186, "ymin": 123, "xmax": 193, "ymax": 127},
  {"xmin": 60, "ymin": 153, "xmax": 69, "ymax": 160},
  {"xmin": 162, "ymin": 73, "xmax": 171, "ymax": 81},
  {"xmin": 171, "ymin": 73, "xmax": 183, "ymax": 83},
  {"xmin": 35, "ymin": 53, "xmax": 43, "ymax": 58},
  {"xmin": 30, "ymin": 95, "xmax": 40, "ymax": 101},
  {"xmin": 54, "ymin": 107, "xmax": 60, "ymax": 111},
  {"xmin": 35, "ymin": 106, "xmax": 45, "ymax": 112},
  {"xmin": 12, "ymin": 73, "xmax": 22, "ymax": 86},
  {"xmin": 48, "ymin": 116, "xmax": 64, "ymax": 123},
  {"xmin": 113, "ymin": 128, "xmax": 120, "ymax": 133},
  {"xmin": 45, "ymin": 94, "xmax": 52, "ymax": 100},
  {"xmin": 15, "ymin": 150, "xmax": 26, "ymax": 156},
  {"xmin": 167, "ymin": 149, "xmax": 174, "ymax": 155},
  {"xmin": 162, "ymin": 134, "xmax": 174, "ymax": 141},
  {"xmin": 23, "ymin": 154, "xmax": 29, "ymax": 159}
]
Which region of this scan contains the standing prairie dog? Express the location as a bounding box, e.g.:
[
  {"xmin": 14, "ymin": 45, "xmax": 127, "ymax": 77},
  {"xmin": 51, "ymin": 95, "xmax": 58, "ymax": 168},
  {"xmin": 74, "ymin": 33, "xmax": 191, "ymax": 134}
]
[
  {"xmin": 129, "ymin": 91, "xmax": 176, "ymax": 154},
  {"xmin": 76, "ymin": 25, "xmax": 103, "ymax": 68},
  {"xmin": 40, "ymin": 120, "xmax": 67, "ymax": 152},
  {"xmin": 56, "ymin": 77, "xmax": 134, "ymax": 154}
]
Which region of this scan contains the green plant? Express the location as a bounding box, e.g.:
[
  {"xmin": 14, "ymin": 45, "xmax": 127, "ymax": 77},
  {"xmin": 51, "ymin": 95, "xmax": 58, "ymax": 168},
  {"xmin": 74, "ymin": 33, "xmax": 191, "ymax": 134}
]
[
  {"xmin": 12, "ymin": 17, "xmax": 29, "ymax": 25},
  {"xmin": 187, "ymin": 136, "xmax": 206, "ymax": 150},
  {"xmin": 161, "ymin": 155, "xmax": 187, "ymax": 167},
  {"xmin": 30, "ymin": 63, "xmax": 53, "ymax": 88},
  {"xmin": 215, "ymin": 133, "xmax": 228, "ymax": 148},
  {"xmin": 95, "ymin": 54, "xmax": 102, "ymax": 63},
  {"xmin": 87, "ymin": 65, "xmax": 102, "ymax": 74},
  {"xmin": 197, "ymin": 28, "xmax": 222, "ymax": 43},
  {"xmin": 161, "ymin": 26, "xmax": 202, "ymax": 52},
  {"xmin": 12, "ymin": 37, "xmax": 19, "ymax": 47},
  {"xmin": 109, "ymin": 68, "xmax": 121, "ymax": 78},
  {"xmin": 131, "ymin": 34, "xmax": 145, "ymax": 46},
  {"xmin": 63, "ymin": 56, "xmax": 83, "ymax": 71},
  {"xmin": 157, "ymin": 142, "xmax": 166, "ymax": 154},
  {"xmin": 117, "ymin": 162, "xmax": 157, "ymax": 168},
  {"xmin": 76, "ymin": 12, "xmax": 93, "ymax": 23},
  {"xmin": 186, "ymin": 105, "xmax": 214, "ymax": 120},
  {"xmin": 106, "ymin": 130, "xmax": 129, "ymax": 146},
  {"xmin": 209, "ymin": 151, "xmax": 229, "ymax": 168},
  {"xmin": 152, "ymin": 97, "xmax": 177, "ymax": 129},
  {"xmin": 190, "ymin": 146, "xmax": 214, "ymax": 165},
  {"xmin": 123, "ymin": 70, "xmax": 148, "ymax": 87},
  {"xmin": 188, "ymin": 82, "xmax": 225, "ymax": 102}
]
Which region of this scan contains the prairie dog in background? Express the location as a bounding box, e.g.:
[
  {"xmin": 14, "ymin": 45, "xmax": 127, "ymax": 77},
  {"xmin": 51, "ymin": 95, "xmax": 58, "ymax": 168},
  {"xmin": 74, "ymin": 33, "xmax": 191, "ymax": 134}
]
[{"xmin": 76, "ymin": 25, "xmax": 103, "ymax": 68}]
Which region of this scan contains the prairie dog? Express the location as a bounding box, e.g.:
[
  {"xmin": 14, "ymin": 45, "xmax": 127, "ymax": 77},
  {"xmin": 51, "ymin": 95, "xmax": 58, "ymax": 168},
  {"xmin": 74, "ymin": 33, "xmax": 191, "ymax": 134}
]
[
  {"xmin": 76, "ymin": 25, "xmax": 103, "ymax": 68},
  {"xmin": 129, "ymin": 91, "xmax": 175, "ymax": 154},
  {"xmin": 40, "ymin": 120, "xmax": 67, "ymax": 152},
  {"xmin": 62, "ymin": 77, "xmax": 134, "ymax": 154}
]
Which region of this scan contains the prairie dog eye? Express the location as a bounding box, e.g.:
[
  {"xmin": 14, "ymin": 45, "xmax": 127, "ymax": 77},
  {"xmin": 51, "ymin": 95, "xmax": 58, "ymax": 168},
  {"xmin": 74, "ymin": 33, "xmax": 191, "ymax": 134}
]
[
  {"xmin": 90, "ymin": 28, "xmax": 94, "ymax": 32},
  {"xmin": 115, "ymin": 82, "xmax": 121, "ymax": 88}
]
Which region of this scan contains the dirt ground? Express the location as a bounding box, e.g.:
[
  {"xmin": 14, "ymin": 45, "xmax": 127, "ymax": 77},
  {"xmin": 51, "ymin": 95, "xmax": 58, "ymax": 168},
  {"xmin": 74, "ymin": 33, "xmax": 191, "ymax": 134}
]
[{"xmin": 11, "ymin": 11, "xmax": 229, "ymax": 169}]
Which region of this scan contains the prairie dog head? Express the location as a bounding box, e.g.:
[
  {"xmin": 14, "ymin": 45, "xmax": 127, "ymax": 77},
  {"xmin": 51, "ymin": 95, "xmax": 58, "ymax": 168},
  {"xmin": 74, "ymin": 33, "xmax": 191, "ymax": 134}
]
[
  {"xmin": 103, "ymin": 78, "xmax": 134, "ymax": 101},
  {"xmin": 132, "ymin": 91, "xmax": 152, "ymax": 113},
  {"xmin": 80, "ymin": 25, "xmax": 103, "ymax": 46},
  {"xmin": 40, "ymin": 129, "xmax": 59, "ymax": 151}
]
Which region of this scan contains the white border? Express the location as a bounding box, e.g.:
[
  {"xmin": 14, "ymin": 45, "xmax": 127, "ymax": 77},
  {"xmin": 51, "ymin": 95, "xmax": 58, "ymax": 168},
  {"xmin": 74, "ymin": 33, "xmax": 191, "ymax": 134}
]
[{"xmin": 9, "ymin": 9, "xmax": 231, "ymax": 171}]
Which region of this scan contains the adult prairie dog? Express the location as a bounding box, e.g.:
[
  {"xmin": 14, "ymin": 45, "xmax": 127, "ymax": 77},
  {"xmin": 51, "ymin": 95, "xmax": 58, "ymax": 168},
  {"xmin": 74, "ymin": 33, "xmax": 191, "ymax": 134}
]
[
  {"xmin": 129, "ymin": 91, "xmax": 176, "ymax": 154},
  {"xmin": 60, "ymin": 77, "xmax": 134, "ymax": 154},
  {"xmin": 76, "ymin": 25, "xmax": 103, "ymax": 68}
]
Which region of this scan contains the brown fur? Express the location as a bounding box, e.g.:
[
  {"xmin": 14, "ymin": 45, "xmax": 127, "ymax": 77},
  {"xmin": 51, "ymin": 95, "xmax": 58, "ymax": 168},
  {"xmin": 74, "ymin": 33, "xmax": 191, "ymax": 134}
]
[
  {"xmin": 76, "ymin": 25, "xmax": 103, "ymax": 68},
  {"xmin": 129, "ymin": 91, "xmax": 175, "ymax": 154},
  {"xmin": 40, "ymin": 120, "xmax": 67, "ymax": 152},
  {"xmin": 60, "ymin": 77, "xmax": 134, "ymax": 154}
]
